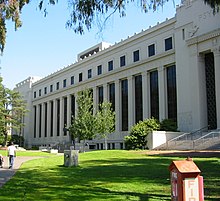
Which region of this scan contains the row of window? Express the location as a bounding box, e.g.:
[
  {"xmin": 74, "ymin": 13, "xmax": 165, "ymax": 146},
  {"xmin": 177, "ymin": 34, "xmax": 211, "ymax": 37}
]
[
  {"xmin": 34, "ymin": 37, "xmax": 173, "ymax": 99},
  {"xmin": 33, "ymin": 65, "xmax": 176, "ymax": 138}
]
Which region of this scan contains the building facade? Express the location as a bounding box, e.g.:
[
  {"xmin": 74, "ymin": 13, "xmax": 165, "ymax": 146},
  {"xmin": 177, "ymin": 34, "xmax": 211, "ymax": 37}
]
[{"xmin": 15, "ymin": 0, "xmax": 220, "ymax": 149}]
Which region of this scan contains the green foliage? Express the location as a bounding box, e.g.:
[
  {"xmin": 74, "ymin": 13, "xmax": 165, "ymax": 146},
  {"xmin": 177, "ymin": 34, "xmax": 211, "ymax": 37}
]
[
  {"xmin": 10, "ymin": 134, "xmax": 25, "ymax": 146},
  {"xmin": 95, "ymin": 101, "xmax": 115, "ymax": 149},
  {"xmin": 160, "ymin": 118, "xmax": 178, "ymax": 131},
  {"xmin": 0, "ymin": 77, "xmax": 27, "ymax": 146},
  {"xmin": 69, "ymin": 89, "xmax": 96, "ymax": 145},
  {"xmin": 125, "ymin": 118, "xmax": 160, "ymax": 150}
]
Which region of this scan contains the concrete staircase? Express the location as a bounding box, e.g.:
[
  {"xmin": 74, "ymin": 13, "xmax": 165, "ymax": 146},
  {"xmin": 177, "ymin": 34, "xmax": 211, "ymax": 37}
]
[{"xmin": 155, "ymin": 127, "xmax": 220, "ymax": 151}]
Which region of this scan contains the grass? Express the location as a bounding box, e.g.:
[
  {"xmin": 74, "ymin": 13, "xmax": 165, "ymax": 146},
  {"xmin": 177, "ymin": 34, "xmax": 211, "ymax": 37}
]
[
  {"xmin": 0, "ymin": 149, "xmax": 53, "ymax": 157},
  {"xmin": 0, "ymin": 150, "xmax": 219, "ymax": 201}
]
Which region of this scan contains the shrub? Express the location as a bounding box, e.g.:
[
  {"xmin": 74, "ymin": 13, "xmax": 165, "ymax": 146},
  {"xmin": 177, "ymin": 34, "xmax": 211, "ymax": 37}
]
[
  {"xmin": 160, "ymin": 119, "xmax": 178, "ymax": 131},
  {"xmin": 125, "ymin": 118, "xmax": 160, "ymax": 150}
]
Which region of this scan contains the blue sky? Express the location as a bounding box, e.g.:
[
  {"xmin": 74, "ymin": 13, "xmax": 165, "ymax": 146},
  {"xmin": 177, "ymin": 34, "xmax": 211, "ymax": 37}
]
[{"xmin": 0, "ymin": 0, "xmax": 180, "ymax": 89}]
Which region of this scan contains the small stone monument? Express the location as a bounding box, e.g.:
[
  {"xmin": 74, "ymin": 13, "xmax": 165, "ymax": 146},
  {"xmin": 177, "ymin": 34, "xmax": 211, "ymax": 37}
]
[{"xmin": 64, "ymin": 150, "xmax": 79, "ymax": 167}]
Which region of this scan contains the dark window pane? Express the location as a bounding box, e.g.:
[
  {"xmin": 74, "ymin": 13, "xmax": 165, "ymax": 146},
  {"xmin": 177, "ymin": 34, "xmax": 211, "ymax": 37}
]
[
  {"xmin": 88, "ymin": 69, "xmax": 92, "ymax": 79},
  {"xmin": 108, "ymin": 60, "xmax": 113, "ymax": 71},
  {"xmin": 133, "ymin": 50, "xmax": 139, "ymax": 62},
  {"xmin": 121, "ymin": 79, "xmax": 128, "ymax": 131},
  {"xmin": 97, "ymin": 65, "xmax": 102, "ymax": 75},
  {"xmin": 135, "ymin": 75, "xmax": 143, "ymax": 123},
  {"xmin": 165, "ymin": 37, "xmax": 173, "ymax": 51},
  {"xmin": 79, "ymin": 73, "xmax": 83, "ymax": 82},
  {"xmin": 109, "ymin": 83, "xmax": 115, "ymax": 111},
  {"xmin": 120, "ymin": 55, "xmax": 126, "ymax": 67},
  {"xmin": 150, "ymin": 71, "xmax": 159, "ymax": 120},
  {"xmin": 167, "ymin": 65, "xmax": 177, "ymax": 122},
  {"xmin": 56, "ymin": 82, "xmax": 59, "ymax": 90},
  {"xmin": 148, "ymin": 44, "xmax": 155, "ymax": 57},
  {"xmin": 71, "ymin": 76, "xmax": 74, "ymax": 85},
  {"xmin": 63, "ymin": 79, "xmax": 67, "ymax": 88}
]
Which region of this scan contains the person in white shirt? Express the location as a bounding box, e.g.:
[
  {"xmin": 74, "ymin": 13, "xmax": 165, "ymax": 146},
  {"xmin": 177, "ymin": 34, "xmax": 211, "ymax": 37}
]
[{"xmin": 7, "ymin": 142, "xmax": 16, "ymax": 169}]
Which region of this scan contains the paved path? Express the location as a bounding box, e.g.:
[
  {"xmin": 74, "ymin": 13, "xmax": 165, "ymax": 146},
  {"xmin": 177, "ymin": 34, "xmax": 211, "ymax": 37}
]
[{"xmin": 0, "ymin": 156, "xmax": 42, "ymax": 188}]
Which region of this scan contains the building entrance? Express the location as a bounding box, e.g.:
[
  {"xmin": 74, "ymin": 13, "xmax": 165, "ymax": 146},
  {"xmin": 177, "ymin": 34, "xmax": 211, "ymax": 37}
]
[{"xmin": 205, "ymin": 52, "xmax": 217, "ymax": 130}]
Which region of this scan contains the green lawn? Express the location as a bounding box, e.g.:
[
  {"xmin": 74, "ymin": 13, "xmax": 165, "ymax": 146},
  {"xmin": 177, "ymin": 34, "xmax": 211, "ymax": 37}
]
[{"xmin": 0, "ymin": 150, "xmax": 219, "ymax": 201}]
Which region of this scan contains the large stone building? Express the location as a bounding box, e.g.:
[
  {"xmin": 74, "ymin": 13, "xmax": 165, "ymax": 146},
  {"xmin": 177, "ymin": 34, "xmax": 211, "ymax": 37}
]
[{"xmin": 15, "ymin": 0, "xmax": 220, "ymax": 149}]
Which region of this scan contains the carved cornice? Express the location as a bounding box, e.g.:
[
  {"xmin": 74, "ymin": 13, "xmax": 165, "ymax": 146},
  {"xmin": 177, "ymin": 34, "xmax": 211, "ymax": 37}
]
[{"xmin": 186, "ymin": 29, "xmax": 220, "ymax": 46}]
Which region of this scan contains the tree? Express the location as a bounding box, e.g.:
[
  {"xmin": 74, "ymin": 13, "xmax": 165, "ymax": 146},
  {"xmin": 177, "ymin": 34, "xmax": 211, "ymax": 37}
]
[
  {"xmin": 0, "ymin": 0, "xmax": 219, "ymax": 53},
  {"xmin": 0, "ymin": 77, "xmax": 27, "ymax": 146},
  {"xmin": 95, "ymin": 101, "xmax": 115, "ymax": 150},
  {"xmin": 69, "ymin": 89, "xmax": 96, "ymax": 151}
]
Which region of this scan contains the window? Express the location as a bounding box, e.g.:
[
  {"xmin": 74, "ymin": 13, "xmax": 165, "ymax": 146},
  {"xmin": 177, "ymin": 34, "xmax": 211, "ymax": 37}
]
[
  {"xmin": 109, "ymin": 83, "xmax": 115, "ymax": 111},
  {"xmin": 108, "ymin": 60, "xmax": 113, "ymax": 71},
  {"xmin": 63, "ymin": 79, "xmax": 67, "ymax": 88},
  {"xmin": 97, "ymin": 65, "xmax": 102, "ymax": 75},
  {"xmin": 39, "ymin": 104, "xmax": 42, "ymax": 138},
  {"xmin": 56, "ymin": 82, "xmax": 59, "ymax": 90},
  {"xmin": 44, "ymin": 102, "xmax": 47, "ymax": 137},
  {"xmin": 34, "ymin": 91, "xmax": 36, "ymax": 98},
  {"xmin": 88, "ymin": 69, "xmax": 92, "ymax": 79},
  {"xmin": 167, "ymin": 65, "xmax": 177, "ymax": 122},
  {"xmin": 98, "ymin": 86, "xmax": 103, "ymax": 108},
  {"xmin": 50, "ymin": 101, "xmax": 53, "ymax": 137},
  {"xmin": 165, "ymin": 37, "xmax": 173, "ymax": 51},
  {"xmin": 63, "ymin": 97, "xmax": 68, "ymax": 136},
  {"xmin": 56, "ymin": 99, "xmax": 60, "ymax": 136},
  {"xmin": 120, "ymin": 55, "xmax": 126, "ymax": 67},
  {"xmin": 121, "ymin": 79, "xmax": 128, "ymax": 131},
  {"xmin": 133, "ymin": 50, "xmax": 140, "ymax": 62},
  {"xmin": 50, "ymin": 84, "xmax": 53, "ymax": 92},
  {"xmin": 71, "ymin": 76, "xmax": 74, "ymax": 85},
  {"xmin": 79, "ymin": 73, "xmax": 83, "ymax": 82},
  {"xmin": 135, "ymin": 75, "xmax": 143, "ymax": 123},
  {"xmin": 34, "ymin": 106, "xmax": 37, "ymax": 138},
  {"xmin": 148, "ymin": 44, "xmax": 155, "ymax": 57},
  {"xmin": 150, "ymin": 71, "xmax": 159, "ymax": 119},
  {"xmin": 39, "ymin": 89, "xmax": 41, "ymax": 97},
  {"xmin": 44, "ymin": 87, "xmax": 47, "ymax": 95}
]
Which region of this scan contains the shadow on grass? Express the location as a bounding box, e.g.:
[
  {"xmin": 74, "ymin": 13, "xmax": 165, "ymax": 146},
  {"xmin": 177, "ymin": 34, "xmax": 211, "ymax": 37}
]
[{"xmin": 0, "ymin": 153, "xmax": 219, "ymax": 201}]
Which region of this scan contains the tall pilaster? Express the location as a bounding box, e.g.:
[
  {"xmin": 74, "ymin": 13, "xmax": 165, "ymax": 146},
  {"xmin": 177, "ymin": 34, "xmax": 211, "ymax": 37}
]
[
  {"xmin": 115, "ymin": 80, "xmax": 120, "ymax": 132},
  {"xmin": 53, "ymin": 99, "xmax": 57, "ymax": 137},
  {"xmin": 158, "ymin": 66, "xmax": 166, "ymax": 121},
  {"xmin": 60, "ymin": 97, "xmax": 63, "ymax": 137},
  {"xmin": 103, "ymin": 83, "xmax": 108, "ymax": 101},
  {"xmin": 67, "ymin": 95, "xmax": 71, "ymax": 128},
  {"xmin": 47, "ymin": 101, "xmax": 50, "ymax": 138},
  {"xmin": 35, "ymin": 105, "xmax": 39, "ymax": 139},
  {"xmin": 142, "ymin": 71, "xmax": 149, "ymax": 120},
  {"xmin": 42, "ymin": 103, "xmax": 46, "ymax": 138},
  {"xmin": 93, "ymin": 87, "xmax": 97, "ymax": 113},
  {"xmin": 128, "ymin": 76, "xmax": 134, "ymax": 130}
]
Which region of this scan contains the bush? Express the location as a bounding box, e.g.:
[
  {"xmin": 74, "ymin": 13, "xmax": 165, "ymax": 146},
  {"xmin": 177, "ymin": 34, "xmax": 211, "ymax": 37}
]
[
  {"xmin": 160, "ymin": 119, "xmax": 178, "ymax": 131},
  {"xmin": 125, "ymin": 118, "xmax": 160, "ymax": 150}
]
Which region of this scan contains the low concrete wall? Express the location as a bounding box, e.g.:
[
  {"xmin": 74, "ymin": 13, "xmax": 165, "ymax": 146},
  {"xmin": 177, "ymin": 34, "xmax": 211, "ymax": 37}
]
[{"xmin": 147, "ymin": 131, "xmax": 183, "ymax": 150}]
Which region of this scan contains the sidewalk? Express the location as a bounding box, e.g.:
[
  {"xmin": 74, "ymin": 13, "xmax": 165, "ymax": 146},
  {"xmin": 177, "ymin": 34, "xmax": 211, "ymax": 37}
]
[{"xmin": 0, "ymin": 156, "xmax": 41, "ymax": 187}]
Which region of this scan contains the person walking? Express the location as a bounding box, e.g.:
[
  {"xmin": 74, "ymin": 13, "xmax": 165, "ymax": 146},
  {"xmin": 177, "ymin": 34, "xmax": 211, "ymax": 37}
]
[{"xmin": 7, "ymin": 142, "xmax": 16, "ymax": 169}]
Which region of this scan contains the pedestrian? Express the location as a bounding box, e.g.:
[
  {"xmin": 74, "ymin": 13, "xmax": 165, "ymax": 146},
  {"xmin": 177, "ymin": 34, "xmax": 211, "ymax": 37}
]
[{"xmin": 7, "ymin": 142, "xmax": 16, "ymax": 169}]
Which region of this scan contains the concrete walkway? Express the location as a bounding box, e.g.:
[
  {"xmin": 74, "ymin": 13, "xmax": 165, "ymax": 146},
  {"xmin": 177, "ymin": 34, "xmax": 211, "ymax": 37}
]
[{"xmin": 0, "ymin": 156, "xmax": 41, "ymax": 188}]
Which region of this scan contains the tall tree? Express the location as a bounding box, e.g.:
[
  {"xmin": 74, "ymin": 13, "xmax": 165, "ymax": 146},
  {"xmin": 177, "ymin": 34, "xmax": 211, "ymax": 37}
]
[
  {"xmin": 96, "ymin": 101, "xmax": 115, "ymax": 150},
  {"xmin": 69, "ymin": 89, "xmax": 96, "ymax": 150},
  {"xmin": 0, "ymin": 0, "xmax": 219, "ymax": 53},
  {"xmin": 0, "ymin": 77, "xmax": 27, "ymax": 146}
]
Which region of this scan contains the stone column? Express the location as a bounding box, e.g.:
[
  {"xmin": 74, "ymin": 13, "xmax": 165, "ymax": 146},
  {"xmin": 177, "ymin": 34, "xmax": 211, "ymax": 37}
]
[
  {"xmin": 158, "ymin": 66, "xmax": 166, "ymax": 121},
  {"xmin": 103, "ymin": 83, "xmax": 108, "ymax": 101},
  {"xmin": 67, "ymin": 95, "xmax": 71, "ymax": 128},
  {"xmin": 35, "ymin": 105, "xmax": 39, "ymax": 139},
  {"xmin": 128, "ymin": 76, "xmax": 134, "ymax": 130},
  {"xmin": 42, "ymin": 103, "xmax": 46, "ymax": 139},
  {"xmin": 60, "ymin": 97, "xmax": 64, "ymax": 137},
  {"xmin": 213, "ymin": 47, "xmax": 220, "ymax": 129},
  {"xmin": 115, "ymin": 80, "xmax": 120, "ymax": 132},
  {"xmin": 47, "ymin": 101, "xmax": 50, "ymax": 139},
  {"xmin": 142, "ymin": 71, "xmax": 149, "ymax": 120},
  {"xmin": 53, "ymin": 99, "xmax": 57, "ymax": 137},
  {"xmin": 93, "ymin": 86, "xmax": 97, "ymax": 113}
]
